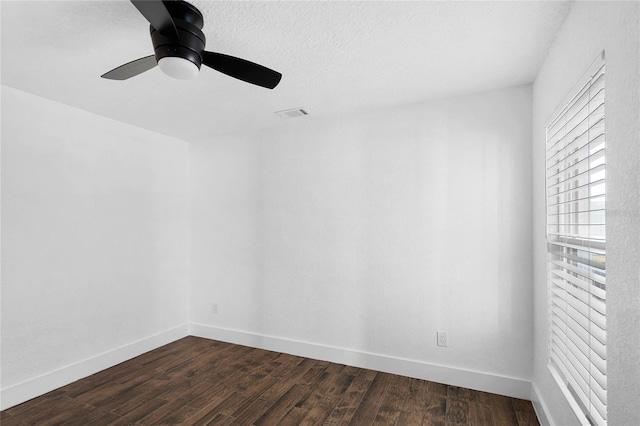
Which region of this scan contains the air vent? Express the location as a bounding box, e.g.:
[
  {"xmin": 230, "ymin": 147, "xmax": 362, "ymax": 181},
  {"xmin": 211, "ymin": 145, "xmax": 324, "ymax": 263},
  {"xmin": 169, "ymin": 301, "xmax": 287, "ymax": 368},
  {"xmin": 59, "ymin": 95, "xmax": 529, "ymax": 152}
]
[{"xmin": 274, "ymin": 108, "xmax": 309, "ymax": 119}]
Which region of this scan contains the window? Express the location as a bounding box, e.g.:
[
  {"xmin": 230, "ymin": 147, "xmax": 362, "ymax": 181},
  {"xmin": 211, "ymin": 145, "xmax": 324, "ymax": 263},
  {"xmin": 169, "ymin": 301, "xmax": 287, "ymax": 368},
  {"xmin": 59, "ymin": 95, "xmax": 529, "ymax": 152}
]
[{"xmin": 546, "ymin": 54, "xmax": 606, "ymax": 426}]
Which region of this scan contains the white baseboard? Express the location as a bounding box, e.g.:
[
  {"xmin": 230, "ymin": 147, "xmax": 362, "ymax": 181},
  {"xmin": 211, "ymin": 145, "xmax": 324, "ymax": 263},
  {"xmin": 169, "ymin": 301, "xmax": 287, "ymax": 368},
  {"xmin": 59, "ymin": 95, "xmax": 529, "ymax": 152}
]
[
  {"xmin": 1, "ymin": 323, "xmax": 535, "ymax": 412},
  {"xmin": 189, "ymin": 323, "xmax": 532, "ymax": 400},
  {"xmin": 531, "ymin": 381, "xmax": 553, "ymax": 426},
  {"xmin": 0, "ymin": 324, "xmax": 189, "ymax": 411}
]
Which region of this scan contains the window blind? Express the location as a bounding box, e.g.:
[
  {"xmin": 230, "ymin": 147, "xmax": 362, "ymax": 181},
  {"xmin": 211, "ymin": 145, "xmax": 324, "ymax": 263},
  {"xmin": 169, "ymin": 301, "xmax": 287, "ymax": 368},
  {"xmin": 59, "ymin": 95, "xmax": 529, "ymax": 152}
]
[{"xmin": 546, "ymin": 58, "xmax": 606, "ymax": 426}]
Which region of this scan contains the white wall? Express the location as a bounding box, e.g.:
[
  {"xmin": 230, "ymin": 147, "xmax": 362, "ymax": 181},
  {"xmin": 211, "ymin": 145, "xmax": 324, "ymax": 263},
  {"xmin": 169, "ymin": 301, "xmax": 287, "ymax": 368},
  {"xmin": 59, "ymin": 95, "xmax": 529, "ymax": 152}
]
[
  {"xmin": 190, "ymin": 86, "xmax": 533, "ymax": 390},
  {"xmin": 532, "ymin": 2, "xmax": 640, "ymax": 425},
  {"xmin": 0, "ymin": 87, "xmax": 190, "ymax": 406}
]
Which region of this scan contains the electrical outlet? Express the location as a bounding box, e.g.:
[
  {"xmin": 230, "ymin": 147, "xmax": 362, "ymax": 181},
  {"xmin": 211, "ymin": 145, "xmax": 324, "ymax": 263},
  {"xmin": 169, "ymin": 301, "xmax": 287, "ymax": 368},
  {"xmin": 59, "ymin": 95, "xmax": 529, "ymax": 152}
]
[
  {"xmin": 437, "ymin": 331, "xmax": 448, "ymax": 347},
  {"xmin": 211, "ymin": 303, "xmax": 218, "ymax": 314}
]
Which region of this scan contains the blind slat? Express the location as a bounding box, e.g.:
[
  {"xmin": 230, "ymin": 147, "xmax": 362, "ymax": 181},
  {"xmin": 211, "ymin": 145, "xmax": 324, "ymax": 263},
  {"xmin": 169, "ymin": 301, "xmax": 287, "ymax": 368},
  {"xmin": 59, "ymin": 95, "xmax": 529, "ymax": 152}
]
[
  {"xmin": 548, "ymin": 260, "xmax": 606, "ymax": 287},
  {"xmin": 546, "ymin": 112, "xmax": 605, "ymax": 162},
  {"xmin": 547, "ymin": 70, "xmax": 605, "ymax": 142},
  {"xmin": 547, "ymin": 146, "xmax": 605, "ymax": 182}
]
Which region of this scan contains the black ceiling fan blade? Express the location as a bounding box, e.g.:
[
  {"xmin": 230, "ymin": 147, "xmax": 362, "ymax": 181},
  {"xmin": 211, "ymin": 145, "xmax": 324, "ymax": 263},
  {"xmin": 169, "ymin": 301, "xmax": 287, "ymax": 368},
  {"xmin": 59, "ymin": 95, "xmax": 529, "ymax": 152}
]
[
  {"xmin": 101, "ymin": 55, "xmax": 158, "ymax": 80},
  {"xmin": 131, "ymin": 0, "xmax": 179, "ymax": 39},
  {"xmin": 202, "ymin": 51, "xmax": 282, "ymax": 89}
]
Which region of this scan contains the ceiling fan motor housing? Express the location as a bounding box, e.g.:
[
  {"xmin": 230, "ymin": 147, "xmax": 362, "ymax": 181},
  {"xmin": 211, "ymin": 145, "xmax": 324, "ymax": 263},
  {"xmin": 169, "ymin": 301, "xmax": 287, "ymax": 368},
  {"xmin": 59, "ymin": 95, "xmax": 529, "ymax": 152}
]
[{"xmin": 150, "ymin": 1, "xmax": 206, "ymax": 69}]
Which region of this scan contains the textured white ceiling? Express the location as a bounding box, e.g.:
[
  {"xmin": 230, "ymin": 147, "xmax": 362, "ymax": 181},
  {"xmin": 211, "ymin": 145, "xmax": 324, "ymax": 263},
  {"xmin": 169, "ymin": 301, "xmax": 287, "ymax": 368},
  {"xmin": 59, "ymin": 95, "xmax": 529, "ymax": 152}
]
[{"xmin": 1, "ymin": 0, "xmax": 572, "ymax": 142}]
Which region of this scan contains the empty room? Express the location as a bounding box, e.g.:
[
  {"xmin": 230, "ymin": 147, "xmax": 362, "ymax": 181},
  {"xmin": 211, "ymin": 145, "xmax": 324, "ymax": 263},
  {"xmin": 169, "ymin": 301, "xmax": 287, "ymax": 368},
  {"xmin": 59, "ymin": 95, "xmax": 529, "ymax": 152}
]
[{"xmin": 1, "ymin": 0, "xmax": 638, "ymax": 425}]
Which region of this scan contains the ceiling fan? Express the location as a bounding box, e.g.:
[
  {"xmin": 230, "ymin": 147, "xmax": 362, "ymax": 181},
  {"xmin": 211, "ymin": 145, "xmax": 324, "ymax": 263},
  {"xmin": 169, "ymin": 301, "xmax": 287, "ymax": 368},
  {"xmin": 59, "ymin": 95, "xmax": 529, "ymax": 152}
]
[{"xmin": 101, "ymin": 0, "xmax": 282, "ymax": 89}]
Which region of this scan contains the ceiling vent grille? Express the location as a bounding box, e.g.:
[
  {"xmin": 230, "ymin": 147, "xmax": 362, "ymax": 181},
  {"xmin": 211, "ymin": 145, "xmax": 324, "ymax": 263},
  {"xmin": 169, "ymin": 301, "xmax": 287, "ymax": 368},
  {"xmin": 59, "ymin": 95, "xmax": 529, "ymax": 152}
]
[{"xmin": 275, "ymin": 108, "xmax": 309, "ymax": 119}]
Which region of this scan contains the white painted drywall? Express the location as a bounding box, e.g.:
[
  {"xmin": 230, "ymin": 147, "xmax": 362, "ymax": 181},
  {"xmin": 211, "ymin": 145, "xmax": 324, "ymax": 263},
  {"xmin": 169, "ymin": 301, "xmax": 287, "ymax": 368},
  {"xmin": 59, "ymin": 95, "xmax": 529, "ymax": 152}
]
[
  {"xmin": 1, "ymin": 87, "xmax": 190, "ymax": 391},
  {"xmin": 532, "ymin": 1, "xmax": 640, "ymax": 425},
  {"xmin": 189, "ymin": 86, "xmax": 533, "ymax": 383}
]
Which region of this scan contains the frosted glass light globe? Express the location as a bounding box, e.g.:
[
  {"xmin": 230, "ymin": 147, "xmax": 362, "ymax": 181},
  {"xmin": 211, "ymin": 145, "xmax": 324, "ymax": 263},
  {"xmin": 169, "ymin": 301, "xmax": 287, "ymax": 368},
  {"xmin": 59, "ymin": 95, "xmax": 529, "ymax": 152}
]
[{"xmin": 158, "ymin": 57, "xmax": 199, "ymax": 80}]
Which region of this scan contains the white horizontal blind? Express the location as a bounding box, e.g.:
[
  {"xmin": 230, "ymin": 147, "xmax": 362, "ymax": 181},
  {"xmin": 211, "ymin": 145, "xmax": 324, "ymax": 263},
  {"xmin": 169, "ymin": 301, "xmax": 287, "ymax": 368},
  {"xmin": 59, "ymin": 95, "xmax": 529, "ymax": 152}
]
[{"xmin": 546, "ymin": 59, "xmax": 606, "ymax": 426}]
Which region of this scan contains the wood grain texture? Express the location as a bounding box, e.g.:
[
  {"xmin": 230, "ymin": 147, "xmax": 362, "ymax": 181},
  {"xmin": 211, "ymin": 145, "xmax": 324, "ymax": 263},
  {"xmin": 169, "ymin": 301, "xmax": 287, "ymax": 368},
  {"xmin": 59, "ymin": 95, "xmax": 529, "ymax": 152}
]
[{"xmin": 1, "ymin": 337, "xmax": 539, "ymax": 425}]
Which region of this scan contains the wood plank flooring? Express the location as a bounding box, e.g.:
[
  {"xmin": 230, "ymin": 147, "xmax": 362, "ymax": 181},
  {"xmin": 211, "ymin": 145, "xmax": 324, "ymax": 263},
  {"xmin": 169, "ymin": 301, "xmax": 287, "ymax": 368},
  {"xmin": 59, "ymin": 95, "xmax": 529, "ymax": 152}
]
[{"xmin": 1, "ymin": 336, "xmax": 539, "ymax": 425}]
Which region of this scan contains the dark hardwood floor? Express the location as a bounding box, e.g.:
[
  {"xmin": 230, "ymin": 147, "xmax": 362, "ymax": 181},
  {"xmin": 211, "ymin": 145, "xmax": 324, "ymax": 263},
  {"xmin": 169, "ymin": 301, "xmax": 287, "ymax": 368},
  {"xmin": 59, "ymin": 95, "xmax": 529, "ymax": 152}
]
[{"xmin": 1, "ymin": 336, "xmax": 539, "ymax": 425}]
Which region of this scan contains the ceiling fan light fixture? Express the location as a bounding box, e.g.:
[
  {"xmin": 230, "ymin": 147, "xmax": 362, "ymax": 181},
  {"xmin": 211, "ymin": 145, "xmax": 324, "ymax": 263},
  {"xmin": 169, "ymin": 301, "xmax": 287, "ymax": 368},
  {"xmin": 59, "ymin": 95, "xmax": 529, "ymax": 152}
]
[
  {"xmin": 158, "ymin": 56, "xmax": 199, "ymax": 80},
  {"xmin": 101, "ymin": 0, "xmax": 282, "ymax": 88}
]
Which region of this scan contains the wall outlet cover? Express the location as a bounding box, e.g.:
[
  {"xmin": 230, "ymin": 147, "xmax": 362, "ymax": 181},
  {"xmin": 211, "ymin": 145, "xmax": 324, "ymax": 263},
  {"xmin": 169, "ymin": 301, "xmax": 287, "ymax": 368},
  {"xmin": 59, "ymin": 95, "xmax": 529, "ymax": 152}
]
[{"xmin": 437, "ymin": 331, "xmax": 448, "ymax": 347}]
